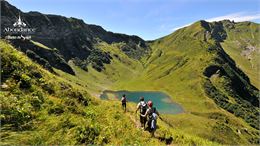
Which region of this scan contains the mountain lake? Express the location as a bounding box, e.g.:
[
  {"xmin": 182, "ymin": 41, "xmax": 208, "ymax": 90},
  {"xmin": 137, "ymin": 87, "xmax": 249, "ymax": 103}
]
[{"xmin": 100, "ymin": 90, "xmax": 184, "ymax": 114}]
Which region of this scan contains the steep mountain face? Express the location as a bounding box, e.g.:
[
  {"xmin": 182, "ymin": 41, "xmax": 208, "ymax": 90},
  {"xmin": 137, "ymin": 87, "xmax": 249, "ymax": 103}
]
[
  {"xmin": 149, "ymin": 20, "xmax": 259, "ymax": 130},
  {"xmin": 220, "ymin": 21, "xmax": 260, "ymax": 89},
  {"xmin": 1, "ymin": 0, "xmax": 149, "ymax": 74},
  {"xmin": 198, "ymin": 20, "xmax": 260, "ymax": 88},
  {"xmin": 201, "ymin": 21, "xmax": 259, "ymax": 129}
]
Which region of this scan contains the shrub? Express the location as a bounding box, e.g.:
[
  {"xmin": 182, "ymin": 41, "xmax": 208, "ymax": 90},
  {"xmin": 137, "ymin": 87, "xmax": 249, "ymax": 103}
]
[
  {"xmin": 1, "ymin": 103, "xmax": 32, "ymax": 130},
  {"xmin": 42, "ymin": 83, "xmax": 55, "ymax": 94},
  {"xmin": 76, "ymin": 125, "xmax": 100, "ymax": 144},
  {"xmin": 63, "ymin": 89, "xmax": 89, "ymax": 106},
  {"xmin": 19, "ymin": 74, "xmax": 32, "ymax": 89},
  {"xmin": 30, "ymin": 96, "xmax": 43, "ymax": 110},
  {"xmin": 48, "ymin": 104, "xmax": 65, "ymax": 115},
  {"xmin": 204, "ymin": 79, "xmax": 260, "ymax": 130}
]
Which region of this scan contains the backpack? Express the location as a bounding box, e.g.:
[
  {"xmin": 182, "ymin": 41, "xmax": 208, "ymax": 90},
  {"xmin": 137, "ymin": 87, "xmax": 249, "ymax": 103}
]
[
  {"xmin": 149, "ymin": 107, "xmax": 157, "ymax": 120},
  {"xmin": 140, "ymin": 101, "xmax": 147, "ymax": 114},
  {"xmin": 149, "ymin": 107, "xmax": 157, "ymax": 130},
  {"xmin": 121, "ymin": 97, "xmax": 126, "ymax": 103}
]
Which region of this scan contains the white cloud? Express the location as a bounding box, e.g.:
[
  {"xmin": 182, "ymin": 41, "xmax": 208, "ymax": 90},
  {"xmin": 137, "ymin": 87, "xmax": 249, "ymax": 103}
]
[
  {"xmin": 170, "ymin": 12, "xmax": 260, "ymax": 32},
  {"xmin": 170, "ymin": 23, "xmax": 192, "ymax": 31},
  {"xmin": 206, "ymin": 12, "xmax": 260, "ymax": 22}
]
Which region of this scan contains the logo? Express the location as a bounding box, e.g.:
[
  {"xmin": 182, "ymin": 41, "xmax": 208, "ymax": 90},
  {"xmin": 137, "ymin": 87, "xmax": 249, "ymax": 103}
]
[
  {"xmin": 4, "ymin": 14, "xmax": 36, "ymax": 40},
  {"xmin": 13, "ymin": 15, "xmax": 27, "ymax": 27}
]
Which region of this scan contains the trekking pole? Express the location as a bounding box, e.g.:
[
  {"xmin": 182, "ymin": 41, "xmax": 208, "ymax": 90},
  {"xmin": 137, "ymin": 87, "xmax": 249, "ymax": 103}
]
[{"xmin": 159, "ymin": 116, "xmax": 174, "ymax": 128}]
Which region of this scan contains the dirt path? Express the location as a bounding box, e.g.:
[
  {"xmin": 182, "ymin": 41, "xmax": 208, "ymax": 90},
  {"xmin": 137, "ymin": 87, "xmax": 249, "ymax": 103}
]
[
  {"xmin": 125, "ymin": 105, "xmax": 140, "ymax": 128},
  {"xmin": 128, "ymin": 113, "xmax": 140, "ymax": 128}
]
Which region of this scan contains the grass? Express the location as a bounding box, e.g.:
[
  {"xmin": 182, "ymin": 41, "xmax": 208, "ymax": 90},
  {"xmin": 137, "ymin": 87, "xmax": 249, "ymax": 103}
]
[{"xmin": 30, "ymin": 40, "xmax": 53, "ymax": 50}]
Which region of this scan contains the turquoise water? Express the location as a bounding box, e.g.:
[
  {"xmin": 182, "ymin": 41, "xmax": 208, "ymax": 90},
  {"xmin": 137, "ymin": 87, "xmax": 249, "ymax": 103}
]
[{"xmin": 100, "ymin": 90, "xmax": 184, "ymax": 114}]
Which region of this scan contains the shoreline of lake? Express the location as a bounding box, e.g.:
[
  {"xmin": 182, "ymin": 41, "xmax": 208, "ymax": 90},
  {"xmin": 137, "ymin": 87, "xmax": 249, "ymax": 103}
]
[{"xmin": 100, "ymin": 90, "xmax": 184, "ymax": 114}]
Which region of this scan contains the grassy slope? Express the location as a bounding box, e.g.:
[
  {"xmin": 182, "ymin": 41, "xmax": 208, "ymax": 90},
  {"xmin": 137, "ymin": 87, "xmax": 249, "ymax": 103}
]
[
  {"xmin": 0, "ymin": 40, "xmax": 217, "ymax": 145},
  {"xmin": 220, "ymin": 21, "xmax": 260, "ymax": 89},
  {"xmin": 55, "ymin": 21, "xmax": 259, "ymax": 145}
]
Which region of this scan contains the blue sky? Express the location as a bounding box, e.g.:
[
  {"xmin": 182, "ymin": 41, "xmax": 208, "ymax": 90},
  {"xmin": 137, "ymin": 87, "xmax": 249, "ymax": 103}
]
[{"xmin": 8, "ymin": 0, "xmax": 260, "ymax": 40}]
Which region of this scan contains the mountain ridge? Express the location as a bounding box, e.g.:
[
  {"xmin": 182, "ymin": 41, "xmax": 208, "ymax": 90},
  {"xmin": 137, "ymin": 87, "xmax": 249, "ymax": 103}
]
[{"xmin": 1, "ymin": 0, "xmax": 150, "ymax": 74}]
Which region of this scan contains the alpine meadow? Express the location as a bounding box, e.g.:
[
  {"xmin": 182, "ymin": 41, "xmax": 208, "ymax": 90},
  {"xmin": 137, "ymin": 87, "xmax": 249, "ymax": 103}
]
[{"xmin": 0, "ymin": 0, "xmax": 260, "ymax": 145}]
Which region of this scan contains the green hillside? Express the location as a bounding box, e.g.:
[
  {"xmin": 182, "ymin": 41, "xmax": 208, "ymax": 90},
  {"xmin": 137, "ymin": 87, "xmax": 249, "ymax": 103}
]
[{"xmin": 1, "ymin": 39, "xmax": 218, "ymax": 145}]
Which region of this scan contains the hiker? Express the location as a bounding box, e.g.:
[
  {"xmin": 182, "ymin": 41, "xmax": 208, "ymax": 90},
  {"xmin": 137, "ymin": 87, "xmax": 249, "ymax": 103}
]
[
  {"xmin": 141, "ymin": 100, "xmax": 161, "ymax": 137},
  {"xmin": 135, "ymin": 96, "xmax": 147, "ymax": 129},
  {"xmin": 121, "ymin": 94, "xmax": 127, "ymax": 112}
]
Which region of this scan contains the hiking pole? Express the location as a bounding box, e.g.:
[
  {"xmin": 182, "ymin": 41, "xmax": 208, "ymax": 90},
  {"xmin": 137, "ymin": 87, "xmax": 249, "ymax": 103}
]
[
  {"xmin": 159, "ymin": 116, "xmax": 165, "ymax": 123},
  {"xmin": 159, "ymin": 116, "xmax": 174, "ymax": 128}
]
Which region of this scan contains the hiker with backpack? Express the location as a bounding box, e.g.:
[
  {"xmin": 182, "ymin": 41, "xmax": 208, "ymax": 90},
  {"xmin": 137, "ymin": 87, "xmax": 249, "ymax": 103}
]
[
  {"xmin": 121, "ymin": 94, "xmax": 127, "ymax": 112},
  {"xmin": 135, "ymin": 96, "xmax": 147, "ymax": 129},
  {"xmin": 141, "ymin": 100, "xmax": 161, "ymax": 137}
]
